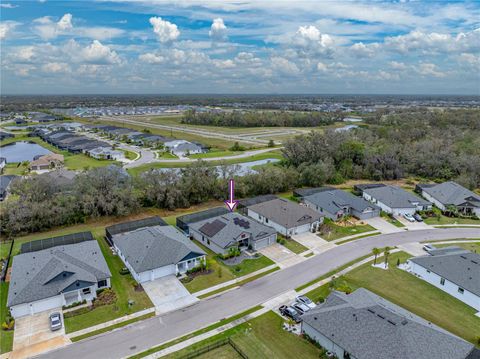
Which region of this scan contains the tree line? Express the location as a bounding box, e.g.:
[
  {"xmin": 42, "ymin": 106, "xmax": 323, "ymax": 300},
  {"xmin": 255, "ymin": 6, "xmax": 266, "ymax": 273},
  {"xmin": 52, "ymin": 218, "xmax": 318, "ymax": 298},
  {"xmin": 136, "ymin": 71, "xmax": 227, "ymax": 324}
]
[{"xmin": 181, "ymin": 110, "xmax": 340, "ymax": 127}]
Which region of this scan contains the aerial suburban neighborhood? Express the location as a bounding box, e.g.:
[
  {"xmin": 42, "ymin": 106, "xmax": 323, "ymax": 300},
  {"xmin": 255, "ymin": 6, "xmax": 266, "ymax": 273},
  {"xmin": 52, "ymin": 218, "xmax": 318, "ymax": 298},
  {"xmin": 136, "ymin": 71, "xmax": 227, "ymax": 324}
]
[{"xmin": 1, "ymin": 1, "xmax": 479, "ymax": 359}]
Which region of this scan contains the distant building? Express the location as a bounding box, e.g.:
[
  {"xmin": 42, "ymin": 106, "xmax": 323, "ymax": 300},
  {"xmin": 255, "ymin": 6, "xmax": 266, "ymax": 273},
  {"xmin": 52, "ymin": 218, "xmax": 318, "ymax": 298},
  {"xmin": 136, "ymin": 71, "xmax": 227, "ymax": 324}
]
[
  {"xmin": 189, "ymin": 212, "xmax": 277, "ymax": 254},
  {"xmin": 357, "ymin": 184, "xmax": 431, "ymax": 216},
  {"xmin": 87, "ymin": 147, "xmax": 125, "ymax": 160},
  {"xmin": 29, "ymin": 153, "xmax": 64, "ymax": 171},
  {"xmin": 247, "ymin": 198, "xmax": 323, "ymax": 236},
  {"xmin": 416, "ymin": 181, "xmax": 480, "ymax": 217},
  {"xmin": 302, "ymin": 288, "xmax": 478, "ymax": 359},
  {"xmin": 164, "ymin": 140, "xmax": 203, "ymax": 157},
  {"xmin": 407, "ymin": 248, "xmax": 480, "ymax": 311}
]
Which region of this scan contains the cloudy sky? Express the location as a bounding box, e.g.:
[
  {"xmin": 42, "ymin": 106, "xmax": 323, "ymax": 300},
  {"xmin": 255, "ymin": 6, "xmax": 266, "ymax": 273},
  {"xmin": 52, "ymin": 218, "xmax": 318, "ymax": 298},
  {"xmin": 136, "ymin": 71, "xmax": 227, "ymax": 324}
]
[{"xmin": 1, "ymin": 0, "xmax": 479, "ymax": 94}]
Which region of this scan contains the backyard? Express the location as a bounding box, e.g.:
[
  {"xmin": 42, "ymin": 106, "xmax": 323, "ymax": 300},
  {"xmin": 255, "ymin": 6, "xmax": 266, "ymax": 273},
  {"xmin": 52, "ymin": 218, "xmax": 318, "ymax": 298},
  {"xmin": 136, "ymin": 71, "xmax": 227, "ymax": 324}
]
[
  {"xmin": 306, "ymin": 252, "xmax": 480, "ymax": 345},
  {"xmin": 182, "ymin": 240, "xmax": 275, "ymax": 294}
]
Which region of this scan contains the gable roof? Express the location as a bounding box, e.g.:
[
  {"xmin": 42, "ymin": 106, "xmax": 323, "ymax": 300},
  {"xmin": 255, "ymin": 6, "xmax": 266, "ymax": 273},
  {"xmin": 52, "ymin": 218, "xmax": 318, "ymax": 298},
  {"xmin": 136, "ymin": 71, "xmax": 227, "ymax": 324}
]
[
  {"xmin": 8, "ymin": 240, "xmax": 111, "ymax": 307},
  {"xmin": 420, "ymin": 181, "xmax": 480, "ymax": 208},
  {"xmin": 363, "ymin": 185, "xmax": 431, "ymax": 209},
  {"xmin": 190, "ymin": 212, "xmax": 276, "ymax": 249},
  {"xmin": 112, "ymin": 226, "xmax": 205, "ymax": 273},
  {"xmin": 302, "ymin": 288, "xmax": 475, "ymax": 359},
  {"xmin": 248, "ymin": 198, "xmax": 323, "ymax": 228},
  {"xmin": 304, "ymin": 189, "xmax": 380, "ymax": 215},
  {"xmin": 409, "ymin": 250, "xmax": 480, "ymax": 296}
]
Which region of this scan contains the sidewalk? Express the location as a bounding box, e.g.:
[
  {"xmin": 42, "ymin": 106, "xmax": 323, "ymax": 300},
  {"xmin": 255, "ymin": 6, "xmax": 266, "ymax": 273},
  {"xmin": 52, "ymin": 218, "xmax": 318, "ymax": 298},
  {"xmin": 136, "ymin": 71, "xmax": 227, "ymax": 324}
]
[
  {"xmin": 330, "ymin": 230, "xmax": 379, "ymax": 244},
  {"xmin": 193, "ymin": 264, "xmax": 278, "ymax": 298}
]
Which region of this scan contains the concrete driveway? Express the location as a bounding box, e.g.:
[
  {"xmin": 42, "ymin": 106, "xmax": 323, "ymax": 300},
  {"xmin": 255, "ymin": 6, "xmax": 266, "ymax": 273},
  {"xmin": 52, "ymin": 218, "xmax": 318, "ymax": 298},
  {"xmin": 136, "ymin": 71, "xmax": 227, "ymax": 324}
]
[
  {"xmin": 259, "ymin": 243, "xmax": 305, "ymax": 268},
  {"xmin": 11, "ymin": 308, "xmax": 70, "ymax": 359},
  {"xmin": 142, "ymin": 275, "xmax": 198, "ymax": 316},
  {"xmin": 364, "ymin": 217, "xmax": 404, "ymax": 234},
  {"xmin": 396, "ymin": 216, "xmax": 432, "ymax": 230},
  {"xmin": 292, "ymin": 232, "xmax": 337, "ymax": 254}
]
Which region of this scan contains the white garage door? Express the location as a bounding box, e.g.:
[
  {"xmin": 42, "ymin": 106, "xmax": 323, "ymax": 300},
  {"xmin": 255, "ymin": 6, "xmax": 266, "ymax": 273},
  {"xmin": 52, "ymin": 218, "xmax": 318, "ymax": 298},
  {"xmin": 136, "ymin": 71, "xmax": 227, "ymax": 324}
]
[
  {"xmin": 293, "ymin": 223, "xmax": 312, "ymax": 235},
  {"xmin": 393, "ymin": 208, "xmax": 416, "ymax": 216},
  {"xmin": 31, "ymin": 296, "xmax": 64, "ymax": 315}
]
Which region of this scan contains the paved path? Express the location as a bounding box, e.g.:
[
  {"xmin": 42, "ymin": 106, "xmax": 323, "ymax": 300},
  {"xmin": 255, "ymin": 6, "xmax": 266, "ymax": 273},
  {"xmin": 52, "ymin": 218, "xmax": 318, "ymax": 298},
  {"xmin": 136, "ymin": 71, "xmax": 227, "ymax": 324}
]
[
  {"xmin": 38, "ymin": 228, "xmax": 480, "ymax": 359},
  {"xmin": 364, "ymin": 217, "xmax": 403, "ymax": 234}
]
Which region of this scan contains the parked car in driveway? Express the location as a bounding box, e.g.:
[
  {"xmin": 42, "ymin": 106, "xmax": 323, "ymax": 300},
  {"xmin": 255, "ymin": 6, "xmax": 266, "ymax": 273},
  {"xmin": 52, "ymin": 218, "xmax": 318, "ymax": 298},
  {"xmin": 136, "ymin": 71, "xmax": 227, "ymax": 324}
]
[
  {"xmin": 292, "ymin": 302, "xmax": 311, "ymax": 315},
  {"xmin": 403, "ymin": 213, "xmax": 415, "ymax": 222},
  {"xmin": 49, "ymin": 312, "xmax": 62, "ymax": 331},
  {"xmin": 423, "ymin": 244, "xmax": 435, "ymax": 252},
  {"xmin": 279, "ymin": 305, "xmax": 301, "ymax": 323},
  {"xmin": 295, "ymin": 295, "xmax": 316, "ymax": 309},
  {"xmin": 413, "ymin": 213, "xmax": 423, "ymax": 222}
]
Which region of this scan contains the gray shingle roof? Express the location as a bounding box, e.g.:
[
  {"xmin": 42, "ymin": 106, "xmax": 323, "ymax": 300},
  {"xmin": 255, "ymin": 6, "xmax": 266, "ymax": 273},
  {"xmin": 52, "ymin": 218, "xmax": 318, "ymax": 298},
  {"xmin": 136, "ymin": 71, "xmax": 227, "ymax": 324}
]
[
  {"xmin": 363, "ymin": 185, "xmax": 431, "ymax": 209},
  {"xmin": 248, "ymin": 198, "xmax": 323, "ymax": 228},
  {"xmin": 8, "ymin": 240, "xmax": 111, "ymax": 307},
  {"xmin": 304, "ymin": 189, "xmax": 380, "ymax": 215},
  {"xmin": 420, "ymin": 181, "xmax": 480, "ymax": 208},
  {"xmin": 190, "ymin": 212, "xmax": 276, "ymax": 249},
  {"xmin": 409, "ymin": 251, "xmax": 480, "ymax": 296},
  {"xmin": 112, "ymin": 226, "xmax": 205, "ymax": 273},
  {"xmin": 302, "ymin": 289, "xmax": 475, "ymax": 359}
]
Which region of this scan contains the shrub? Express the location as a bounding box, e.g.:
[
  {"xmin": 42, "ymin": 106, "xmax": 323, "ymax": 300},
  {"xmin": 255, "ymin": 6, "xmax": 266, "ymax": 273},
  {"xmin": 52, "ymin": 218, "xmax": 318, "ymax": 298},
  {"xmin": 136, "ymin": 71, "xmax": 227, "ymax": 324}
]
[
  {"xmin": 92, "ymin": 288, "xmax": 116, "ymax": 308},
  {"xmin": 119, "ymin": 267, "xmax": 130, "ymax": 275},
  {"xmin": 63, "ymin": 306, "xmax": 91, "ymax": 318},
  {"xmin": 62, "ymin": 299, "xmax": 86, "ymax": 310}
]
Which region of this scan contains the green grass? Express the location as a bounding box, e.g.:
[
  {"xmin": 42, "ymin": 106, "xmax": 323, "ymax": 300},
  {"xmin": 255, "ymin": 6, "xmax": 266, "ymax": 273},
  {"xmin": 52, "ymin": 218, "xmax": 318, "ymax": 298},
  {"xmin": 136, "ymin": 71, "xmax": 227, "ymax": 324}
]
[
  {"xmin": 318, "ymin": 221, "xmax": 376, "ymax": 241},
  {"xmin": 63, "ymin": 229, "xmax": 153, "ymax": 333},
  {"xmin": 435, "ymin": 242, "xmax": 480, "ymax": 253},
  {"xmin": 162, "ymin": 311, "xmax": 325, "ymax": 359},
  {"xmin": 277, "ymin": 235, "xmax": 308, "ymax": 254},
  {"xmin": 0, "ymin": 282, "xmax": 14, "ymax": 354},
  {"xmin": 193, "ymin": 344, "xmax": 242, "ymax": 359},
  {"xmin": 122, "ymin": 149, "xmax": 139, "ymax": 160},
  {"xmin": 126, "ymin": 151, "xmax": 284, "ymax": 177},
  {"xmin": 380, "ymin": 212, "xmax": 405, "ymax": 227},
  {"xmin": 304, "ymin": 252, "xmax": 314, "ymax": 258},
  {"xmin": 156, "ymin": 151, "xmax": 178, "ymax": 159},
  {"xmin": 338, "ymin": 252, "xmax": 480, "ymax": 345},
  {"xmin": 70, "ymin": 312, "xmax": 155, "ymax": 342},
  {"xmin": 189, "ymin": 150, "xmax": 239, "ymax": 159},
  {"xmin": 336, "ymin": 231, "xmax": 381, "ymax": 245},
  {"xmin": 183, "ymin": 240, "xmax": 274, "ymax": 293},
  {"xmin": 424, "ymin": 213, "xmax": 480, "ymax": 225},
  {"xmin": 2, "ymin": 162, "xmax": 28, "ymax": 175},
  {"xmin": 197, "ymin": 267, "xmax": 280, "ymax": 299},
  {"xmin": 129, "ymin": 305, "xmax": 263, "ymax": 358},
  {"xmin": 0, "ymin": 241, "xmax": 12, "ymax": 260}
]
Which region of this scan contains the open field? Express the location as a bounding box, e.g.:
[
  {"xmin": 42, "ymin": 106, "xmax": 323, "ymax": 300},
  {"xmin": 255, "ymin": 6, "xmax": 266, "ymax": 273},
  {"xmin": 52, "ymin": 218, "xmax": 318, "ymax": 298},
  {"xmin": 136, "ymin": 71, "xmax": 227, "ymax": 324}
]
[
  {"xmin": 162, "ymin": 311, "xmax": 324, "ymax": 359},
  {"xmin": 305, "ymin": 252, "xmax": 480, "ymax": 345}
]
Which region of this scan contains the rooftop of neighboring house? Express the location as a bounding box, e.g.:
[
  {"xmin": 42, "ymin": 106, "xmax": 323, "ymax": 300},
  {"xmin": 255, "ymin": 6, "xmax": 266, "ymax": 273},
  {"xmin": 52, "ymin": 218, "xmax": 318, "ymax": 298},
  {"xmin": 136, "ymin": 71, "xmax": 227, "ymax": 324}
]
[
  {"xmin": 29, "ymin": 153, "xmax": 64, "ymax": 167},
  {"xmin": 303, "ymin": 187, "xmax": 380, "ymax": 214},
  {"xmin": 248, "ymin": 198, "xmax": 323, "ymax": 228},
  {"xmin": 112, "ymin": 225, "xmax": 205, "ymax": 273},
  {"xmin": 7, "ymin": 239, "xmax": 111, "ymax": 307},
  {"xmin": 106, "ymin": 216, "xmax": 167, "ymax": 238},
  {"xmin": 302, "ymin": 288, "xmax": 477, "ymax": 359},
  {"xmin": 190, "ymin": 212, "xmax": 276, "ymax": 249},
  {"xmin": 409, "ymin": 250, "xmax": 480, "ymax": 297},
  {"xmin": 417, "ymin": 181, "xmax": 480, "ymax": 207},
  {"xmin": 362, "ymin": 184, "xmax": 431, "ymax": 209}
]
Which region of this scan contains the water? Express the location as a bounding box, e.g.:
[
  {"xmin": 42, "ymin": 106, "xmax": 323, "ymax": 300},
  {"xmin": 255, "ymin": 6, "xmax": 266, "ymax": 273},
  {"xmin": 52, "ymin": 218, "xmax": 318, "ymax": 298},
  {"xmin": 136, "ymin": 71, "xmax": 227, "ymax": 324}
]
[{"xmin": 0, "ymin": 141, "xmax": 52, "ymax": 162}]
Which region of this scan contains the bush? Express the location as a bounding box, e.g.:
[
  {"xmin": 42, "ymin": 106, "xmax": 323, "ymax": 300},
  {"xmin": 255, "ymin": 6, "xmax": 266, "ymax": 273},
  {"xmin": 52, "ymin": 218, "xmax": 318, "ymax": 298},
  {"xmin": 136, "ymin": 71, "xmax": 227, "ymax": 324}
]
[
  {"xmin": 1, "ymin": 313, "xmax": 14, "ymax": 331},
  {"xmin": 229, "ymin": 142, "xmax": 245, "ymax": 151},
  {"xmin": 63, "ymin": 306, "xmax": 91, "ymax": 318},
  {"xmin": 119, "ymin": 267, "xmax": 130, "ymax": 275},
  {"xmin": 62, "ymin": 299, "xmax": 86, "ymax": 310},
  {"xmin": 92, "ymin": 288, "xmax": 117, "ymax": 308}
]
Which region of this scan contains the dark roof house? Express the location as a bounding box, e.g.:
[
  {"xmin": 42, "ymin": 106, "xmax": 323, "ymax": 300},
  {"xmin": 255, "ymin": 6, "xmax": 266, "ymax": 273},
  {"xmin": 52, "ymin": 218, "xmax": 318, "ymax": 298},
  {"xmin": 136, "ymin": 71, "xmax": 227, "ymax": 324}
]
[{"xmin": 106, "ymin": 216, "xmax": 167, "ymax": 241}]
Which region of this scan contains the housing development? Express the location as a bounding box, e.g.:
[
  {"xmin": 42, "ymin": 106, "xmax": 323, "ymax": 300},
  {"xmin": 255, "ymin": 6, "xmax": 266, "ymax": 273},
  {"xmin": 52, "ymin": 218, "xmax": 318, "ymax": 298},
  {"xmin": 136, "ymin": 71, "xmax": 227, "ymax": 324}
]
[{"xmin": 1, "ymin": 1, "xmax": 480, "ymax": 359}]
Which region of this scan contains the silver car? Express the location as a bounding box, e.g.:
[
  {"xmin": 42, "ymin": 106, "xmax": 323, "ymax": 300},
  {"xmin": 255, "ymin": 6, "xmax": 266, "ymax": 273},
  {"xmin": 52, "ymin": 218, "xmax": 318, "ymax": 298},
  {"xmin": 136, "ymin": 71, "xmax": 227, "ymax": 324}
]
[
  {"xmin": 292, "ymin": 302, "xmax": 311, "ymax": 315},
  {"xmin": 295, "ymin": 295, "xmax": 316, "ymax": 309},
  {"xmin": 49, "ymin": 312, "xmax": 62, "ymax": 331}
]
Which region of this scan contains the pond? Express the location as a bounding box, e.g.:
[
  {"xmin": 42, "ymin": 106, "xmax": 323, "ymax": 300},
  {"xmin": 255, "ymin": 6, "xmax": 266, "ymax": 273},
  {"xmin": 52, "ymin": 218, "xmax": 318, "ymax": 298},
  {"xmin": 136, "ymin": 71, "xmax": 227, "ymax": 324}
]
[{"xmin": 0, "ymin": 141, "xmax": 52, "ymax": 162}]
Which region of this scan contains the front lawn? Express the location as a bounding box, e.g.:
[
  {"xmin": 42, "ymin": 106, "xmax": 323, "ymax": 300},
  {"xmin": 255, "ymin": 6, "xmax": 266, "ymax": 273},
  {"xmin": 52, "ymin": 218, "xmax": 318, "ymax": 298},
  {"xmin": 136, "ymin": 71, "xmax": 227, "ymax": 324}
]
[
  {"xmin": 307, "ymin": 251, "xmax": 480, "ymax": 345},
  {"xmin": 63, "ymin": 229, "xmax": 153, "ymax": 333},
  {"xmin": 0, "ymin": 282, "xmax": 14, "ymax": 354},
  {"xmin": 424, "ymin": 213, "xmax": 480, "ymax": 225},
  {"xmin": 318, "ymin": 221, "xmax": 376, "ymax": 241},
  {"xmin": 189, "ymin": 149, "xmax": 238, "ymax": 159},
  {"xmin": 380, "ymin": 211, "xmax": 405, "ymax": 227},
  {"xmin": 277, "ymin": 235, "xmax": 308, "ymax": 254},
  {"xmin": 183, "ymin": 241, "xmax": 274, "ymax": 293},
  {"xmin": 436, "ymin": 242, "xmax": 480, "ymax": 253},
  {"xmin": 163, "ymin": 311, "xmax": 325, "ymax": 359}
]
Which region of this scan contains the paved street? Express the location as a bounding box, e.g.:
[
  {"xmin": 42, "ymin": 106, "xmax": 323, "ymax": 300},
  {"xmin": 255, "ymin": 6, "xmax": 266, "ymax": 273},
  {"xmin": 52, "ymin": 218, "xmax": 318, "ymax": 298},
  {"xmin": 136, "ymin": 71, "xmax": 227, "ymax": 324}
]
[{"xmin": 38, "ymin": 227, "xmax": 480, "ymax": 359}]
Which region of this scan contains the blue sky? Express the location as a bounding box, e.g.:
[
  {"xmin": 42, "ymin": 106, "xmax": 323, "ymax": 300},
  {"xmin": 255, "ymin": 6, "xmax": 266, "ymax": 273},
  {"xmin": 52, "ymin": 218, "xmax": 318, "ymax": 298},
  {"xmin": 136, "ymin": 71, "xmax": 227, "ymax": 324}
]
[{"xmin": 1, "ymin": 0, "xmax": 479, "ymax": 94}]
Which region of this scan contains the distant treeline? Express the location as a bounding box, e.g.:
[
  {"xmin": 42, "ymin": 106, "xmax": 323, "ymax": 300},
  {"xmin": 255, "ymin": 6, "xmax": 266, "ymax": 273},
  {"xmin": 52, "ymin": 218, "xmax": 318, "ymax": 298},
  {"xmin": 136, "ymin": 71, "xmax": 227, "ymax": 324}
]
[{"xmin": 181, "ymin": 110, "xmax": 340, "ymax": 127}]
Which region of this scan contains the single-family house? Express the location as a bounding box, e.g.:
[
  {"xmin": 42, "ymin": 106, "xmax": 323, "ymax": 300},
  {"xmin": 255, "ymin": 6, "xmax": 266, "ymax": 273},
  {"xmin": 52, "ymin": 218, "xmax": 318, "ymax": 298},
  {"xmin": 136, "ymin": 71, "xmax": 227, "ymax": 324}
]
[
  {"xmin": 164, "ymin": 140, "xmax": 203, "ymax": 157},
  {"xmin": 247, "ymin": 198, "xmax": 323, "ymax": 236},
  {"xmin": 302, "ymin": 288, "xmax": 478, "ymax": 359},
  {"xmin": 189, "ymin": 212, "xmax": 277, "ymax": 254},
  {"xmin": 88, "ymin": 147, "xmax": 125, "ymax": 160},
  {"xmin": 29, "ymin": 153, "xmax": 64, "ymax": 171},
  {"xmin": 105, "ymin": 216, "xmax": 167, "ymax": 242},
  {"xmin": 407, "ymin": 248, "xmax": 480, "ymax": 311},
  {"xmin": 357, "ymin": 184, "xmax": 431, "ymax": 215},
  {"xmin": 301, "ymin": 187, "xmax": 381, "ymax": 220},
  {"xmin": 7, "ymin": 234, "xmax": 111, "ymax": 318},
  {"xmin": 0, "ymin": 175, "xmax": 17, "ymax": 201},
  {"xmin": 176, "ymin": 207, "xmax": 229, "ymax": 235},
  {"xmin": 237, "ymin": 194, "xmax": 278, "ymax": 214},
  {"xmin": 416, "ymin": 181, "xmax": 480, "ymax": 217},
  {"xmin": 112, "ymin": 225, "xmax": 206, "ymax": 283}
]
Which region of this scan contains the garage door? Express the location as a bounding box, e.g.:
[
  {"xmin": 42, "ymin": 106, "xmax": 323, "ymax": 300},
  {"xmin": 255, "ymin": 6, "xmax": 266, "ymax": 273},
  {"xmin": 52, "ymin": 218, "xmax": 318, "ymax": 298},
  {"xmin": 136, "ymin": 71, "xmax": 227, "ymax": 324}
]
[
  {"xmin": 31, "ymin": 296, "xmax": 63, "ymax": 315},
  {"xmin": 293, "ymin": 223, "xmax": 311, "ymax": 235},
  {"xmin": 254, "ymin": 235, "xmax": 275, "ymax": 250}
]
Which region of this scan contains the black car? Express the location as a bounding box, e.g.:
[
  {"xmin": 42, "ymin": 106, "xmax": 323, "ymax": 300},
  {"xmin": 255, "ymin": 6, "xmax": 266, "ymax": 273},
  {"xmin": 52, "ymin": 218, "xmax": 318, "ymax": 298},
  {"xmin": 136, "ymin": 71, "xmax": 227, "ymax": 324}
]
[
  {"xmin": 279, "ymin": 305, "xmax": 301, "ymax": 323},
  {"xmin": 413, "ymin": 213, "xmax": 423, "ymax": 222}
]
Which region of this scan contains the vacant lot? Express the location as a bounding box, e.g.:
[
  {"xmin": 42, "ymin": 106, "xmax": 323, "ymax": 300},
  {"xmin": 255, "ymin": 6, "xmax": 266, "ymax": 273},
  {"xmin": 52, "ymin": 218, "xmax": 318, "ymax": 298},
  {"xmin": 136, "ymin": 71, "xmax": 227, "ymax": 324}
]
[{"xmin": 319, "ymin": 222, "xmax": 376, "ymax": 241}]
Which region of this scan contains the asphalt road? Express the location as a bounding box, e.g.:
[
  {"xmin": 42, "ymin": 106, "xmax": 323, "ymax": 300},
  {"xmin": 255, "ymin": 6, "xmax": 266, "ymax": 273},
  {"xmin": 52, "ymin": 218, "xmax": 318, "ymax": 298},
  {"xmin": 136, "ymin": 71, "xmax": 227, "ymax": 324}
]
[{"xmin": 40, "ymin": 227, "xmax": 480, "ymax": 359}]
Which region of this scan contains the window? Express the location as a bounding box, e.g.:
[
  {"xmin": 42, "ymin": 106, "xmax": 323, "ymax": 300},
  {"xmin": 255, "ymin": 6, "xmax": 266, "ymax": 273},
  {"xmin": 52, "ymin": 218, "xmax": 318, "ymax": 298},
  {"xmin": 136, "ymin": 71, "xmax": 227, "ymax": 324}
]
[
  {"xmin": 82, "ymin": 288, "xmax": 91, "ymax": 295},
  {"xmin": 98, "ymin": 280, "xmax": 107, "ymax": 288},
  {"xmin": 458, "ymin": 287, "xmax": 464, "ymax": 294},
  {"xmin": 440, "ymin": 278, "xmax": 445, "ymax": 286},
  {"xmin": 202, "ymin": 235, "xmax": 205, "ymax": 242},
  {"xmin": 426, "ymin": 270, "xmax": 430, "ymax": 273},
  {"xmin": 207, "ymin": 239, "xmax": 210, "ymax": 245},
  {"xmin": 265, "ymin": 218, "xmax": 269, "ymax": 223}
]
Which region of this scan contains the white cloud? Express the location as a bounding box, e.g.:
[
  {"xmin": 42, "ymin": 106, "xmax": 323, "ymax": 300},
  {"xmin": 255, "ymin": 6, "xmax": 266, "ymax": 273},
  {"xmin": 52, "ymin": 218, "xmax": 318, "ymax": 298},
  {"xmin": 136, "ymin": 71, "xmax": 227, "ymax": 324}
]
[
  {"xmin": 0, "ymin": 3, "xmax": 18, "ymax": 8},
  {"xmin": 317, "ymin": 62, "xmax": 328, "ymax": 72},
  {"xmin": 213, "ymin": 59, "xmax": 235, "ymax": 69},
  {"xmin": 139, "ymin": 53, "xmax": 165, "ymax": 64},
  {"xmin": 79, "ymin": 40, "xmax": 121, "ymax": 64},
  {"xmin": 290, "ymin": 25, "xmax": 334, "ymax": 58},
  {"xmin": 209, "ymin": 18, "xmax": 228, "ymax": 42},
  {"xmin": 57, "ymin": 13, "xmax": 73, "ymax": 31},
  {"xmin": 41, "ymin": 62, "xmax": 71, "ymax": 73},
  {"xmin": 149, "ymin": 17, "xmax": 180, "ymax": 43},
  {"xmin": 350, "ymin": 42, "xmax": 379, "ymax": 58},
  {"xmin": 78, "ymin": 27, "xmax": 125, "ymax": 40},
  {"xmin": 0, "ymin": 21, "xmax": 19, "ymax": 39},
  {"xmin": 33, "ymin": 13, "xmax": 72, "ymax": 39},
  {"xmin": 271, "ymin": 56, "xmax": 300, "ymax": 76},
  {"xmin": 416, "ymin": 63, "xmax": 445, "ymax": 77},
  {"xmin": 389, "ymin": 61, "xmax": 408, "ymax": 70}
]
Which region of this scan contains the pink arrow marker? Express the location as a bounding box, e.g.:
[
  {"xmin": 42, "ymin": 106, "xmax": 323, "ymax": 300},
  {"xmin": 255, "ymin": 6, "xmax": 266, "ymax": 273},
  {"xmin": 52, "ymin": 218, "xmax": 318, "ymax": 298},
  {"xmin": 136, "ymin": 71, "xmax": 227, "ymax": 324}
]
[{"xmin": 224, "ymin": 179, "xmax": 239, "ymax": 212}]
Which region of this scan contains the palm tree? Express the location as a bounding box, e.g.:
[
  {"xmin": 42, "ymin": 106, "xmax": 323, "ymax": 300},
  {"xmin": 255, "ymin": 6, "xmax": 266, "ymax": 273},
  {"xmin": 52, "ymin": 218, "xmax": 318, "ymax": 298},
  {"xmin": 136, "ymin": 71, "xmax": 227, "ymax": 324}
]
[
  {"xmin": 384, "ymin": 246, "xmax": 391, "ymax": 268},
  {"xmin": 372, "ymin": 247, "xmax": 380, "ymax": 265}
]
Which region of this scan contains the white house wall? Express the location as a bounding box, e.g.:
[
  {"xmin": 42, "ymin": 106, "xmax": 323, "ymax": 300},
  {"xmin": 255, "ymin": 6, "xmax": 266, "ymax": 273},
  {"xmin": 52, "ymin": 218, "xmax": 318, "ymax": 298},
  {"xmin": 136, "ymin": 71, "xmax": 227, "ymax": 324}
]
[
  {"xmin": 421, "ymin": 191, "xmax": 446, "ymax": 211},
  {"xmin": 247, "ymin": 209, "xmax": 289, "ymax": 236},
  {"xmin": 362, "ymin": 192, "xmax": 415, "ymax": 215},
  {"xmin": 408, "ymin": 261, "xmax": 480, "ymax": 311},
  {"xmin": 10, "ymin": 295, "xmax": 64, "ymax": 318}
]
